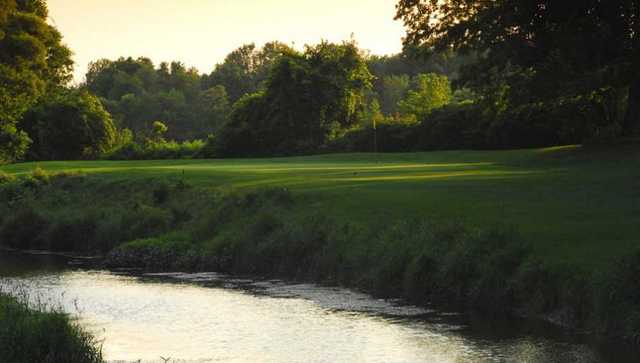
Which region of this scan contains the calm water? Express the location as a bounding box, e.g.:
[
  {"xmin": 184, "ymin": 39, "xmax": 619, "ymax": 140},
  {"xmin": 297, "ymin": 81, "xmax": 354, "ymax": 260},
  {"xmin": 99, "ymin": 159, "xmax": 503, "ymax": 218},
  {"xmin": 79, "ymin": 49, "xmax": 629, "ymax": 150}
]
[{"xmin": 0, "ymin": 250, "xmax": 636, "ymax": 363}]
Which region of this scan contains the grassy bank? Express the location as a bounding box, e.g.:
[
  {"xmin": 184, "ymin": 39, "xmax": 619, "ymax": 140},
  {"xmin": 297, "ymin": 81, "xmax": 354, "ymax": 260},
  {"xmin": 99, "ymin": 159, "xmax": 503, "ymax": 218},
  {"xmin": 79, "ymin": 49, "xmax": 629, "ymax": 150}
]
[
  {"xmin": 2, "ymin": 144, "xmax": 639, "ymax": 268},
  {"xmin": 1, "ymin": 144, "xmax": 639, "ymax": 338},
  {"xmin": 0, "ymin": 292, "xmax": 103, "ymax": 363}
]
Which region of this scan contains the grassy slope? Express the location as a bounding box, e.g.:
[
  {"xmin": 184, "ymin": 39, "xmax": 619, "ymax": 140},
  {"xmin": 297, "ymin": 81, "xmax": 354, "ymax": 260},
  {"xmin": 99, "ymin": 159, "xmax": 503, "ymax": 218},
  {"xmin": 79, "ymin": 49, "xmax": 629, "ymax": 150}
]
[{"xmin": 2, "ymin": 144, "xmax": 639, "ymax": 269}]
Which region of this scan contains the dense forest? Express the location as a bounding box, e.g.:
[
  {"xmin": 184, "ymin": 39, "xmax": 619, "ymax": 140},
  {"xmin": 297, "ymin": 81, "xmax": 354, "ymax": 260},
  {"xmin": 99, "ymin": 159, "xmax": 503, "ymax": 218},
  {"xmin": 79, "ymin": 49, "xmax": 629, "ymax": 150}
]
[{"xmin": 1, "ymin": 0, "xmax": 638, "ymax": 163}]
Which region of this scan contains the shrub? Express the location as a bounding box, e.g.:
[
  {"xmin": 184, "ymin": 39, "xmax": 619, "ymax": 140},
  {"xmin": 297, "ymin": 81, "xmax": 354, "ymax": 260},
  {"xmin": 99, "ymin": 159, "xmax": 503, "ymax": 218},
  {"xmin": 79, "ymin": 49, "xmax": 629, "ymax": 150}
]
[
  {"xmin": 47, "ymin": 216, "xmax": 98, "ymax": 252},
  {"xmin": 30, "ymin": 166, "xmax": 50, "ymax": 183},
  {"xmin": 195, "ymin": 134, "xmax": 217, "ymax": 158},
  {"xmin": 152, "ymin": 183, "xmax": 170, "ymax": 205},
  {"xmin": 121, "ymin": 205, "xmax": 171, "ymax": 241},
  {"xmin": 106, "ymin": 234, "xmax": 193, "ymax": 270},
  {"xmin": 329, "ymin": 96, "xmax": 599, "ymax": 153},
  {"xmin": 0, "ymin": 171, "xmax": 16, "ymax": 184},
  {"xmin": 92, "ymin": 213, "xmax": 125, "ymax": 253},
  {"xmin": 23, "ymin": 90, "xmax": 116, "ymax": 160},
  {"xmin": 0, "ymin": 180, "xmax": 23, "ymax": 204},
  {"xmin": 329, "ymin": 123, "xmax": 420, "ymax": 153},
  {"xmin": 104, "ymin": 139, "xmax": 205, "ymax": 160},
  {"xmin": 0, "ymin": 209, "xmax": 49, "ymax": 249}
]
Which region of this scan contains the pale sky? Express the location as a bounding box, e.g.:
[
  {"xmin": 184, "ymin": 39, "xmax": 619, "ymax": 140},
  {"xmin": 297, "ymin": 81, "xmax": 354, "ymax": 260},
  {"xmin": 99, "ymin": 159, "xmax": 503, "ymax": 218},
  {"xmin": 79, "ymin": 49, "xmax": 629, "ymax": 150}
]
[{"xmin": 47, "ymin": 0, "xmax": 406, "ymax": 83}]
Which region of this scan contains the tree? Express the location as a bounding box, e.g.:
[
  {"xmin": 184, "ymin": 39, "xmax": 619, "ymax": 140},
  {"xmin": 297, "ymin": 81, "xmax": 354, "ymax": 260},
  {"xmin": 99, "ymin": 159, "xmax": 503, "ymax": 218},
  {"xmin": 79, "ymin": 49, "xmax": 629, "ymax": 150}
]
[
  {"xmin": 204, "ymin": 42, "xmax": 294, "ymax": 103},
  {"xmin": 23, "ymin": 91, "xmax": 116, "ymax": 160},
  {"xmin": 264, "ymin": 41, "xmax": 372, "ymax": 153},
  {"xmin": 398, "ymin": 73, "xmax": 452, "ymax": 122},
  {"xmin": 151, "ymin": 121, "xmax": 168, "ymax": 142},
  {"xmin": 380, "ymin": 75, "xmax": 410, "ymax": 115},
  {"xmin": 0, "ymin": 0, "xmax": 73, "ymax": 162},
  {"xmin": 213, "ymin": 92, "xmax": 267, "ymax": 157},
  {"xmin": 85, "ymin": 57, "xmax": 208, "ymax": 140},
  {"xmin": 395, "ymin": 0, "xmax": 640, "ymax": 135},
  {"xmin": 359, "ymin": 98, "xmax": 385, "ymax": 129},
  {"xmin": 195, "ymin": 85, "xmax": 230, "ymax": 134},
  {"xmin": 215, "ymin": 41, "xmax": 373, "ymax": 156}
]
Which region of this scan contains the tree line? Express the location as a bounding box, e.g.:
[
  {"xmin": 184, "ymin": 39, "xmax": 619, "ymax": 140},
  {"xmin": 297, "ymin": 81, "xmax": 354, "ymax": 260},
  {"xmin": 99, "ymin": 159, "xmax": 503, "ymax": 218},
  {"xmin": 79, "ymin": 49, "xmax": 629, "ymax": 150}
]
[{"xmin": 1, "ymin": 0, "xmax": 637, "ymax": 163}]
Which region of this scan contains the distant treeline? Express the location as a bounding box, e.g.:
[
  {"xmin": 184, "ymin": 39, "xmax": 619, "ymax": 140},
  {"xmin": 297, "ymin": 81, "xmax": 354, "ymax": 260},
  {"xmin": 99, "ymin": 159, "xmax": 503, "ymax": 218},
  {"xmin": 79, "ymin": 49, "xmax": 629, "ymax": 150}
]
[{"xmin": 1, "ymin": 0, "xmax": 637, "ymax": 163}]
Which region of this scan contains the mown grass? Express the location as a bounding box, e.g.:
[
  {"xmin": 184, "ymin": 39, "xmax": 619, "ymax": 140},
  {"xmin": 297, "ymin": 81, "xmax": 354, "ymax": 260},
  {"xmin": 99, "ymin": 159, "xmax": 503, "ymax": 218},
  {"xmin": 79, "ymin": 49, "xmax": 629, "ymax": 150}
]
[
  {"xmin": 0, "ymin": 292, "xmax": 103, "ymax": 363},
  {"xmin": 2, "ymin": 144, "xmax": 638, "ymax": 269}
]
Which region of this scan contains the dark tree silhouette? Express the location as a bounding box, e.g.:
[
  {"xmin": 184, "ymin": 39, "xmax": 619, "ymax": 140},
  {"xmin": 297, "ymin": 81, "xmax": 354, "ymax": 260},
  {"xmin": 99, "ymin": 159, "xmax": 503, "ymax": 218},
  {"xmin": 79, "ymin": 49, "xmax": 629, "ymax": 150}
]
[{"xmin": 396, "ymin": 0, "xmax": 640, "ymax": 135}]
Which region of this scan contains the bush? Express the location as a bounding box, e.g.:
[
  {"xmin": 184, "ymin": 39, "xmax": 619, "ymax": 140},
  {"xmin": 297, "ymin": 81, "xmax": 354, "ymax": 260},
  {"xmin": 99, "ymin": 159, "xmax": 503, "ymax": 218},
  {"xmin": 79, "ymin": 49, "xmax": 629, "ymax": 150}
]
[
  {"xmin": 92, "ymin": 213, "xmax": 125, "ymax": 253},
  {"xmin": 418, "ymin": 104, "xmax": 485, "ymax": 150},
  {"xmin": 0, "ymin": 209, "xmax": 49, "ymax": 249},
  {"xmin": 121, "ymin": 205, "xmax": 172, "ymax": 241},
  {"xmin": 329, "ymin": 123, "xmax": 420, "ymax": 153},
  {"xmin": 329, "ymin": 97, "xmax": 600, "ymax": 153},
  {"xmin": 105, "ymin": 139, "xmax": 205, "ymax": 160},
  {"xmin": 16, "ymin": 166, "xmax": 53, "ymax": 189},
  {"xmin": 152, "ymin": 182, "xmax": 170, "ymax": 205},
  {"xmin": 0, "ymin": 171, "xmax": 16, "ymax": 184},
  {"xmin": 47, "ymin": 216, "xmax": 98, "ymax": 252},
  {"xmin": 106, "ymin": 234, "xmax": 194, "ymax": 270},
  {"xmin": 23, "ymin": 90, "xmax": 116, "ymax": 160}
]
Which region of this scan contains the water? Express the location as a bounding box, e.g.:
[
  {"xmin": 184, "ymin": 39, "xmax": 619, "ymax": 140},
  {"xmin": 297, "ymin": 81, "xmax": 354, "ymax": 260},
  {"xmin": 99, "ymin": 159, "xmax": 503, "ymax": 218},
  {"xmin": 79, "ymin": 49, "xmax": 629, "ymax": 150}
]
[{"xmin": 0, "ymin": 250, "xmax": 635, "ymax": 363}]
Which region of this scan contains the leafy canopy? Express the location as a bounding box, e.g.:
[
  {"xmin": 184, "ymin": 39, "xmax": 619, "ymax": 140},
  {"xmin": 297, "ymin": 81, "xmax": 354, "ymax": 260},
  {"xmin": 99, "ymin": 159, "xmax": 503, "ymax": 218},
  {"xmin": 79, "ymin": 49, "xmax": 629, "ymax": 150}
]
[
  {"xmin": 398, "ymin": 73, "xmax": 452, "ymax": 122},
  {"xmin": 0, "ymin": 0, "xmax": 73, "ymax": 162},
  {"xmin": 22, "ymin": 90, "xmax": 117, "ymax": 160},
  {"xmin": 214, "ymin": 41, "xmax": 373, "ymax": 156},
  {"xmin": 395, "ymin": 0, "xmax": 640, "ymax": 134}
]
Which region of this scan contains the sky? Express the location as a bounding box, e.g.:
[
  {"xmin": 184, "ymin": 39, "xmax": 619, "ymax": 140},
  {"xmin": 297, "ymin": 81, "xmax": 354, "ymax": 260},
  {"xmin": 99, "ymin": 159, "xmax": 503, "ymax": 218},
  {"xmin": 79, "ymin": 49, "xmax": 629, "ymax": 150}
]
[{"xmin": 47, "ymin": 0, "xmax": 406, "ymax": 83}]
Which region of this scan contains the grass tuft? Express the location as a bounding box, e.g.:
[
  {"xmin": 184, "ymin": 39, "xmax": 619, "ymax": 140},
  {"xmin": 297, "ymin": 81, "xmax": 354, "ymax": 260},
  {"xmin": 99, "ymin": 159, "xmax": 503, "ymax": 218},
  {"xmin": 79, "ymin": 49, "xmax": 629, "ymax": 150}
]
[{"xmin": 0, "ymin": 292, "xmax": 103, "ymax": 363}]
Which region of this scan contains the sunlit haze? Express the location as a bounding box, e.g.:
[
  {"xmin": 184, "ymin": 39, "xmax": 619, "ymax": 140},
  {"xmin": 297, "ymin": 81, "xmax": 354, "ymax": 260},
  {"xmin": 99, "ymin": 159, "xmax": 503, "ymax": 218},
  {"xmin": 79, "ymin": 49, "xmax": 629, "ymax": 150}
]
[{"xmin": 47, "ymin": 0, "xmax": 406, "ymax": 83}]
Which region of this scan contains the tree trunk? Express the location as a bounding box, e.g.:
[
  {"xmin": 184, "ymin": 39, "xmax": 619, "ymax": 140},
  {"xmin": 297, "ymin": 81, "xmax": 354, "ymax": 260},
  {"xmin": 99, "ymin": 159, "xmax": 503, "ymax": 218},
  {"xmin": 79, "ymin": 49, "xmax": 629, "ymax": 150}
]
[{"xmin": 623, "ymin": 75, "xmax": 640, "ymax": 136}]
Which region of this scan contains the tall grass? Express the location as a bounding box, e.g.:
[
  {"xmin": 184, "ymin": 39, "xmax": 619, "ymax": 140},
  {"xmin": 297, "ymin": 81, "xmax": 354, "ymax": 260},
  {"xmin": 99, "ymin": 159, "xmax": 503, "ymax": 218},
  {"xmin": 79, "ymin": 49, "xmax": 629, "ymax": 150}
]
[{"xmin": 0, "ymin": 291, "xmax": 103, "ymax": 363}]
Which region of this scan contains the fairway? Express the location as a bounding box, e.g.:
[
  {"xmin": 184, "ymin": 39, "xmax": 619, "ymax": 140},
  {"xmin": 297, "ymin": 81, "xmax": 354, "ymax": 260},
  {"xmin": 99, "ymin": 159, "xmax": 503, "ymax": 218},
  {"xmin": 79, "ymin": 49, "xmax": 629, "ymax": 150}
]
[{"xmin": 3, "ymin": 145, "xmax": 639, "ymax": 268}]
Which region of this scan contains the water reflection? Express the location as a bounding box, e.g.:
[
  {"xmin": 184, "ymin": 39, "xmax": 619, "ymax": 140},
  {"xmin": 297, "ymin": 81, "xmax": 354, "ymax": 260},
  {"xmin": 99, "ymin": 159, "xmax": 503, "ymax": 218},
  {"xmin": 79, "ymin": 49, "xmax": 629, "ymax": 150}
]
[{"xmin": 0, "ymin": 250, "xmax": 635, "ymax": 363}]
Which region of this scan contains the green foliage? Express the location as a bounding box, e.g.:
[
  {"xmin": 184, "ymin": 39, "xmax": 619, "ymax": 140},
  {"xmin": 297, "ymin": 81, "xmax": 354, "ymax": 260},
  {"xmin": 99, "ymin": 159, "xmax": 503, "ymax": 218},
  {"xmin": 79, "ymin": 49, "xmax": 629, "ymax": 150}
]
[
  {"xmin": 121, "ymin": 204, "xmax": 172, "ymax": 241},
  {"xmin": 0, "ymin": 208, "xmax": 49, "ymax": 249},
  {"xmin": 0, "ymin": 293, "xmax": 103, "ymax": 363},
  {"xmin": 204, "ymin": 41, "xmax": 295, "ymax": 103},
  {"xmin": 85, "ymin": 57, "xmax": 229, "ymax": 141},
  {"xmin": 151, "ymin": 120, "xmax": 168, "ymax": 140},
  {"xmin": 0, "ymin": 170, "xmax": 15, "ymax": 184},
  {"xmin": 396, "ymin": 0, "xmax": 640, "ymax": 136},
  {"xmin": 29, "ymin": 165, "xmax": 49, "ymax": 183},
  {"xmin": 105, "ymin": 138, "xmax": 204, "ymax": 160},
  {"xmin": 0, "ymin": 172, "xmax": 194, "ymax": 252},
  {"xmin": 210, "ymin": 92, "xmax": 267, "ymax": 157},
  {"xmin": 196, "ymin": 85, "xmax": 230, "ymax": 133},
  {"xmin": 1, "ymin": 150, "xmax": 640, "ymax": 337},
  {"xmin": 46, "ymin": 211, "xmax": 99, "ymax": 252},
  {"xmin": 333, "ymin": 94, "xmax": 599, "ymax": 152},
  {"xmin": 213, "ymin": 41, "xmax": 373, "ymax": 156},
  {"xmin": 22, "ymin": 90, "xmax": 117, "ymax": 160},
  {"xmin": 0, "ymin": 1, "xmax": 72, "ymax": 162},
  {"xmin": 329, "ymin": 122, "xmax": 419, "ymax": 152},
  {"xmin": 368, "ymin": 50, "xmax": 473, "ymax": 108},
  {"xmin": 379, "ymin": 74, "xmax": 410, "ymax": 115},
  {"xmin": 0, "ymin": 122, "xmax": 30, "ymax": 163},
  {"xmin": 398, "ymin": 73, "xmax": 452, "ymax": 122}
]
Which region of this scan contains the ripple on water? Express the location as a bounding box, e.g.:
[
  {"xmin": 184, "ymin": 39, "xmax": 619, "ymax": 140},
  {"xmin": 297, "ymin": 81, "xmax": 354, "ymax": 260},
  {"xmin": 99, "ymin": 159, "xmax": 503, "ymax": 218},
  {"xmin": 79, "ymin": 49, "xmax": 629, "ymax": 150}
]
[{"xmin": 0, "ymin": 270, "xmax": 629, "ymax": 363}]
